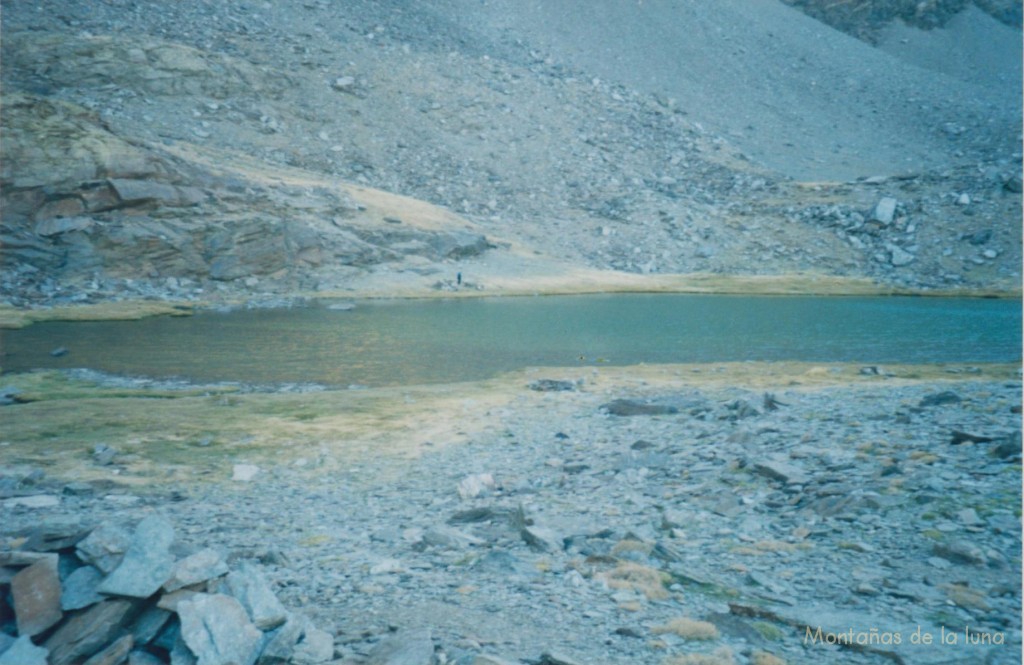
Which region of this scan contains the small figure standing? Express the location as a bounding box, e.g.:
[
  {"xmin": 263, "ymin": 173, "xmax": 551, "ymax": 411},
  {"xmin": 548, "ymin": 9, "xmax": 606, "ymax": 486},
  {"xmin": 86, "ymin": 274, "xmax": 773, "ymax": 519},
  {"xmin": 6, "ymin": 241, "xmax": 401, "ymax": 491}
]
[{"xmin": 456, "ymin": 272, "xmax": 462, "ymax": 286}]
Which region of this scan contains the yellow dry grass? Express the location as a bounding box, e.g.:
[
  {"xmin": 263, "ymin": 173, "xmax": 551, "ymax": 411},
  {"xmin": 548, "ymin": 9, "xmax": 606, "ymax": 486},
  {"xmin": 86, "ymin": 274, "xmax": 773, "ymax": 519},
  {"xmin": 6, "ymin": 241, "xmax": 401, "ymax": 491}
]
[
  {"xmin": 652, "ymin": 618, "xmax": 720, "ymax": 640},
  {"xmin": 750, "ymin": 651, "xmax": 787, "ymax": 665},
  {"xmin": 0, "ymin": 301, "xmax": 193, "ymax": 329},
  {"xmin": 662, "ymin": 647, "xmax": 736, "ymax": 665},
  {"xmin": 597, "ymin": 562, "xmax": 671, "ymax": 600}
]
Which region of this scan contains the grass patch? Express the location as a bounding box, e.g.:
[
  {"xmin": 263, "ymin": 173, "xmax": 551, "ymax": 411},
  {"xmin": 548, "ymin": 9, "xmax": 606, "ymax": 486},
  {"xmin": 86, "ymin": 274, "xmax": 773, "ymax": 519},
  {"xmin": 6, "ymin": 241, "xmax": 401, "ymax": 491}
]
[
  {"xmin": 597, "ymin": 562, "xmax": 671, "ymax": 600},
  {"xmin": 0, "ymin": 301, "xmax": 193, "ymax": 329},
  {"xmin": 751, "ymin": 621, "xmax": 786, "ymax": 642},
  {"xmin": 662, "ymin": 647, "xmax": 736, "ymax": 665},
  {"xmin": 750, "ymin": 652, "xmax": 787, "ymax": 665},
  {"xmin": 0, "ymin": 370, "xmax": 518, "ymax": 487},
  {"xmin": 652, "ymin": 618, "xmax": 720, "ymax": 640}
]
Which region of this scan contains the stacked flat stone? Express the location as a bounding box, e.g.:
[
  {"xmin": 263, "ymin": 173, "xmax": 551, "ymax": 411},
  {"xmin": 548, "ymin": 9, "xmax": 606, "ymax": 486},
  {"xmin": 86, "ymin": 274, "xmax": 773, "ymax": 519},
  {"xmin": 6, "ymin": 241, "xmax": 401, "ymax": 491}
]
[{"xmin": 0, "ymin": 516, "xmax": 334, "ymax": 665}]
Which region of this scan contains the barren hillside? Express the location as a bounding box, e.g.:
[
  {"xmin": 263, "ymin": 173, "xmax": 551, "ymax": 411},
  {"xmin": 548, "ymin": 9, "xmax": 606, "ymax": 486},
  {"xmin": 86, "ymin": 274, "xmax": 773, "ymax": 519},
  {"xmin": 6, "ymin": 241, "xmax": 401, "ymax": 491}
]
[{"xmin": 1, "ymin": 0, "xmax": 1020, "ymax": 307}]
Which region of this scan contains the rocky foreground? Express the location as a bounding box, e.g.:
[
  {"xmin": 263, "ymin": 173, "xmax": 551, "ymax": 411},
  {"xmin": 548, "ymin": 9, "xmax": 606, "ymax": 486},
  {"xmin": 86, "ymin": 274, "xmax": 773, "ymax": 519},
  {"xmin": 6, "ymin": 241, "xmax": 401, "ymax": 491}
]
[{"xmin": 1, "ymin": 366, "xmax": 1021, "ymax": 665}]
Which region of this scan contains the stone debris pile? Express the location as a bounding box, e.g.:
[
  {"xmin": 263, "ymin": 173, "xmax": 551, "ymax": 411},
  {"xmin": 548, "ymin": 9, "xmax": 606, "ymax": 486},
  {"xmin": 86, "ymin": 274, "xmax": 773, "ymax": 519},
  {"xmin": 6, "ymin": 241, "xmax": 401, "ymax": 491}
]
[{"xmin": 0, "ymin": 516, "xmax": 334, "ymax": 665}]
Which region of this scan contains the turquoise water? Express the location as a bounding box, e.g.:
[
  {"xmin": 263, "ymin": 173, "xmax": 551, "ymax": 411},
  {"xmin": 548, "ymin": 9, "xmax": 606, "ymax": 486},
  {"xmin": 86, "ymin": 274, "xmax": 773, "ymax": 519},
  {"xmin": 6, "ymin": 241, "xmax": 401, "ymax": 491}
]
[{"xmin": 1, "ymin": 295, "xmax": 1020, "ymax": 387}]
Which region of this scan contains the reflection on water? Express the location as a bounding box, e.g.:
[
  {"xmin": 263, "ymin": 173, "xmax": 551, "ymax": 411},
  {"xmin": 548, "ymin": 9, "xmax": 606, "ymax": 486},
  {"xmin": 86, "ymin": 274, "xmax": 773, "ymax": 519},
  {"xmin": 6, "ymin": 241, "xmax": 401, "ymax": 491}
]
[{"xmin": 1, "ymin": 295, "xmax": 1020, "ymax": 387}]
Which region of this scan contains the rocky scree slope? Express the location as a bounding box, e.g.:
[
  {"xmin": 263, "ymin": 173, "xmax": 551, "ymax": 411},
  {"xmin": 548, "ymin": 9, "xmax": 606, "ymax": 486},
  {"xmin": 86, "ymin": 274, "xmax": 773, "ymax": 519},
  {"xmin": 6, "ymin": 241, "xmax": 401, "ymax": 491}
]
[
  {"xmin": 0, "ymin": 0, "xmax": 1020, "ymax": 306},
  {"xmin": 1, "ymin": 375, "xmax": 1021, "ymax": 664}
]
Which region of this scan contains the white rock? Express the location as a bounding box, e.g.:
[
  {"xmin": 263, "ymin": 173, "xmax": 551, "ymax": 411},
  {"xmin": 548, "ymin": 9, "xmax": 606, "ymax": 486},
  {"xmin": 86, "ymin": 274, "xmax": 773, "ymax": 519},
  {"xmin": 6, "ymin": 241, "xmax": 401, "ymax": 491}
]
[
  {"xmin": 872, "ymin": 197, "xmax": 897, "ymax": 224},
  {"xmin": 457, "ymin": 473, "xmax": 495, "ymax": 499},
  {"xmin": 232, "ymin": 464, "xmax": 260, "ymax": 482},
  {"xmin": 332, "ymin": 76, "xmax": 356, "ymax": 91},
  {"xmin": 3, "ymin": 495, "xmax": 60, "ymax": 508},
  {"xmin": 887, "ymin": 244, "xmax": 915, "ymax": 267}
]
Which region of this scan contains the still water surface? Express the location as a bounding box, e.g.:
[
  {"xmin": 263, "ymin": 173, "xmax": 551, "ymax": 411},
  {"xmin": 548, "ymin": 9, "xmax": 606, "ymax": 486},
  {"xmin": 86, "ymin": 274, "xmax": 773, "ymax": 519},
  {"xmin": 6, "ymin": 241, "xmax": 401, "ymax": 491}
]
[{"xmin": 2, "ymin": 295, "xmax": 1020, "ymax": 387}]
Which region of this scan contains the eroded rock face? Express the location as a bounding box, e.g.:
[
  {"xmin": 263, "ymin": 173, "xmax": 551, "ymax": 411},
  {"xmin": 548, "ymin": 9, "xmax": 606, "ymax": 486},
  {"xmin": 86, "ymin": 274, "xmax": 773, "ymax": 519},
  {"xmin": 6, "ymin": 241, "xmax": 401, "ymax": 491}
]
[
  {"xmin": 2, "ymin": 33, "xmax": 291, "ymax": 101},
  {"xmin": 0, "ymin": 92, "xmax": 494, "ymax": 302}
]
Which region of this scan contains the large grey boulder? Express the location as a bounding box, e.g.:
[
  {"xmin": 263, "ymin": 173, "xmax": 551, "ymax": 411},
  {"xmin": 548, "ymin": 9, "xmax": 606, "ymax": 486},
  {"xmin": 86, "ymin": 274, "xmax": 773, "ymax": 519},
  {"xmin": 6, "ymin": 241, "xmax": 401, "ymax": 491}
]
[
  {"xmin": 97, "ymin": 516, "xmax": 175, "ymax": 598},
  {"xmin": 44, "ymin": 599, "xmax": 138, "ymax": 665},
  {"xmin": 61, "ymin": 565, "xmax": 105, "ymax": 611},
  {"xmin": 11, "ymin": 556, "xmax": 63, "ymax": 636},
  {"xmin": 76, "ymin": 522, "xmax": 133, "ymax": 574},
  {"xmin": 225, "ymin": 562, "xmax": 287, "ymax": 630},
  {"xmin": 177, "ymin": 593, "xmax": 263, "ymax": 665},
  {"xmin": 164, "ymin": 549, "xmax": 229, "ymax": 593}
]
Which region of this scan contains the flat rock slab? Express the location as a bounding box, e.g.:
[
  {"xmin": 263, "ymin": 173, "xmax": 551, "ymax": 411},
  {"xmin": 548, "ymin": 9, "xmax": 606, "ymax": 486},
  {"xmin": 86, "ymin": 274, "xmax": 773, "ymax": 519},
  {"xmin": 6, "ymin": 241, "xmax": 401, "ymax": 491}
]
[
  {"xmin": 44, "ymin": 599, "xmax": 137, "ymax": 665},
  {"xmin": 752, "ymin": 457, "xmax": 809, "ymax": 485},
  {"xmin": 0, "ymin": 635, "xmax": 48, "ymax": 665},
  {"xmin": 82, "ymin": 635, "xmax": 133, "ymax": 665},
  {"xmin": 259, "ymin": 613, "xmax": 306, "ymax": 663},
  {"xmin": 76, "ymin": 522, "xmax": 133, "ymax": 574},
  {"xmin": 129, "ymin": 606, "xmax": 172, "ymax": 646},
  {"xmin": 290, "ymin": 625, "xmax": 334, "ymax": 664},
  {"xmin": 601, "ymin": 399, "xmax": 678, "ymax": 416},
  {"xmin": 164, "ymin": 548, "xmax": 228, "ymax": 592},
  {"xmin": 178, "ymin": 593, "xmax": 262, "ymax": 665},
  {"xmin": 3, "ymin": 494, "xmax": 60, "ymax": 508},
  {"xmin": 225, "ymin": 562, "xmax": 287, "ymax": 630},
  {"xmin": 12, "ymin": 555, "xmax": 63, "ymax": 636},
  {"xmin": 528, "ymin": 379, "xmax": 578, "ymax": 392},
  {"xmin": 61, "ymin": 565, "xmax": 105, "ymax": 611},
  {"xmin": 98, "ymin": 515, "xmax": 175, "ymax": 598},
  {"xmin": 365, "ymin": 628, "xmax": 434, "ymax": 665},
  {"xmin": 20, "ymin": 522, "xmax": 91, "ymax": 552},
  {"xmin": 521, "ymin": 525, "xmax": 563, "ymax": 553}
]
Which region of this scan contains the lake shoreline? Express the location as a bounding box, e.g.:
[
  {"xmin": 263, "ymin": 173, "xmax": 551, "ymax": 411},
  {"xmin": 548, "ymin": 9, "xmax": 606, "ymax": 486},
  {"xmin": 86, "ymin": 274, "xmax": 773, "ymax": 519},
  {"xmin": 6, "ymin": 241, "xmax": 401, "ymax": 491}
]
[{"xmin": 1, "ymin": 268, "xmax": 1021, "ymax": 329}]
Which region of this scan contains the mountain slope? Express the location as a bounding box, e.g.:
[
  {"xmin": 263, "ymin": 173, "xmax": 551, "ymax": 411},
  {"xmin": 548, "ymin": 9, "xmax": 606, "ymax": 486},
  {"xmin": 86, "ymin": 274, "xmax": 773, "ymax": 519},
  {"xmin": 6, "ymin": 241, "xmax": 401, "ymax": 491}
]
[{"xmin": 0, "ymin": 0, "xmax": 1019, "ymax": 306}]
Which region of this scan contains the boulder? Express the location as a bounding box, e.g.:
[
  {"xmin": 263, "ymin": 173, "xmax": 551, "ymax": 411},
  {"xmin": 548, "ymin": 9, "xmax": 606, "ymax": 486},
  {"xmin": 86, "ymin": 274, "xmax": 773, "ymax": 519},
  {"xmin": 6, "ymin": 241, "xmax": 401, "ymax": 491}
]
[
  {"xmin": 753, "ymin": 458, "xmax": 809, "ymax": 486},
  {"xmin": 601, "ymin": 399, "xmax": 678, "ymax": 416},
  {"xmin": 76, "ymin": 522, "xmax": 133, "ymax": 574},
  {"xmin": 163, "ymin": 549, "xmax": 229, "ymax": 593},
  {"xmin": 872, "ymin": 197, "xmax": 897, "ymax": 224},
  {"xmin": 82, "ymin": 635, "xmax": 133, "ymax": 665},
  {"xmin": 129, "ymin": 606, "xmax": 173, "ymax": 646},
  {"xmin": 919, "ymin": 391, "xmax": 962, "ymax": 407},
  {"xmin": 97, "ymin": 515, "xmax": 176, "ymax": 598},
  {"xmin": 11, "ymin": 556, "xmax": 63, "ymax": 636},
  {"xmin": 225, "ymin": 562, "xmax": 287, "ymax": 630},
  {"xmin": 521, "ymin": 525, "xmax": 563, "ymax": 553},
  {"xmin": 290, "ymin": 624, "xmax": 334, "ymax": 664},
  {"xmin": 457, "ymin": 473, "xmax": 496, "ymax": 500},
  {"xmin": 177, "ymin": 593, "xmax": 263, "ymax": 665},
  {"xmin": 257, "ymin": 613, "xmax": 306, "ymax": 664},
  {"xmin": 365, "ymin": 629, "xmax": 434, "ymax": 665},
  {"xmin": 528, "ymin": 379, "xmax": 578, "ymax": 392},
  {"xmin": 44, "ymin": 599, "xmax": 138, "ymax": 665},
  {"xmin": 61, "ymin": 565, "xmax": 105, "ymax": 611},
  {"xmin": 20, "ymin": 522, "xmax": 90, "ymax": 552},
  {"xmin": 107, "ymin": 178, "xmax": 205, "ymax": 208},
  {"xmin": 0, "ymin": 636, "xmax": 48, "ymax": 665},
  {"xmin": 34, "ymin": 216, "xmax": 95, "ymax": 237}
]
